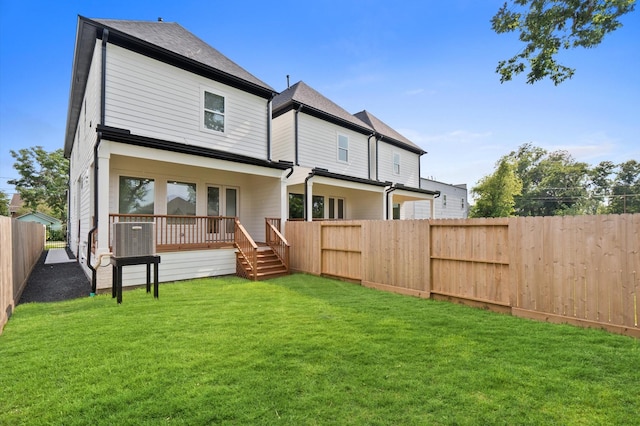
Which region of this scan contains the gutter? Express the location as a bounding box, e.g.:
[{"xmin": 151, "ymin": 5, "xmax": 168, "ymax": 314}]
[
  {"xmin": 87, "ymin": 28, "xmax": 109, "ymax": 295},
  {"xmin": 385, "ymin": 185, "xmax": 397, "ymax": 220},
  {"xmin": 294, "ymin": 104, "xmax": 303, "ymax": 165},
  {"xmin": 366, "ymin": 133, "xmax": 375, "ymax": 180},
  {"xmin": 303, "ymin": 168, "xmax": 320, "ymax": 221},
  {"xmin": 266, "ymin": 92, "xmax": 276, "ymax": 161}
]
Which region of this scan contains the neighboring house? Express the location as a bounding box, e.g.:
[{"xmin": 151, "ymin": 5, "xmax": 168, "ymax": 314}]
[
  {"xmin": 272, "ymin": 81, "xmax": 438, "ymax": 221},
  {"xmin": 403, "ymin": 178, "xmax": 469, "ymax": 219},
  {"xmin": 16, "ymin": 211, "xmax": 63, "ymax": 231},
  {"xmin": 64, "ymin": 17, "xmax": 439, "ymax": 291}
]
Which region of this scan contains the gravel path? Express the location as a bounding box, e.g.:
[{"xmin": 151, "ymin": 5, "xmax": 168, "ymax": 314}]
[{"xmin": 18, "ymin": 249, "xmax": 91, "ymax": 304}]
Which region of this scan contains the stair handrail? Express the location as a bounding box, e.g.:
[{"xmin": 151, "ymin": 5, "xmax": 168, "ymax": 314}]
[
  {"xmin": 234, "ymin": 219, "xmax": 258, "ymax": 280},
  {"xmin": 265, "ymin": 219, "xmax": 290, "ymax": 273}
]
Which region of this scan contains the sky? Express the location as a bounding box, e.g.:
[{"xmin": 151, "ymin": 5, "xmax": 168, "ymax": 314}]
[{"xmin": 1, "ymin": 0, "xmax": 639, "ymax": 202}]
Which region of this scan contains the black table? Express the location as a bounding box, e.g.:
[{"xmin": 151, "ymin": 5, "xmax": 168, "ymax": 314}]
[{"xmin": 110, "ymin": 255, "xmax": 161, "ymax": 304}]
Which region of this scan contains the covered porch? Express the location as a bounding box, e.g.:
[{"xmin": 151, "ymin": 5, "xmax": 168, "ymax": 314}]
[{"xmin": 89, "ymin": 140, "xmax": 292, "ymax": 288}]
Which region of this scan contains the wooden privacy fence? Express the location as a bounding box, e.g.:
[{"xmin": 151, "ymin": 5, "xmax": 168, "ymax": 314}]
[
  {"xmin": 286, "ymin": 214, "xmax": 640, "ymax": 338},
  {"xmin": 0, "ymin": 217, "xmax": 45, "ymax": 333}
]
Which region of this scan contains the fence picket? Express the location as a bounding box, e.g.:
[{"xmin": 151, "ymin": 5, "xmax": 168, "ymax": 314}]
[{"xmin": 287, "ymin": 214, "xmax": 640, "ymax": 337}]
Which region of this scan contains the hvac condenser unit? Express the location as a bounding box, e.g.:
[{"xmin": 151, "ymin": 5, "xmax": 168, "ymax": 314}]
[{"xmin": 112, "ymin": 222, "xmax": 155, "ymax": 257}]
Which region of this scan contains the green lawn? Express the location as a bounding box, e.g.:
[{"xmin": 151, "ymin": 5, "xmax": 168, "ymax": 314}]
[{"xmin": 1, "ymin": 274, "xmax": 638, "ymax": 425}]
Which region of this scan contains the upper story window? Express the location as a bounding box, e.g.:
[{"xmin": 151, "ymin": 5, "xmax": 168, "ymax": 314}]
[
  {"xmin": 203, "ymin": 89, "xmax": 225, "ymax": 133},
  {"xmin": 119, "ymin": 176, "xmax": 155, "ymax": 214},
  {"xmin": 393, "ymin": 153, "xmax": 401, "ymax": 175},
  {"xmin": 337, "ymin": 134, "xmax": 349, "ymax": 163}
]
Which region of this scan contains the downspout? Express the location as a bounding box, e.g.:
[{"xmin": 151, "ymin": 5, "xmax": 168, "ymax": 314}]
[
  {"xmin": 366, "ymin": 133, "xmax": 375, "ymax": 180},
  {"xmin": 87, "ymin": 28, "xmax": 109, "ymax": 295},
  {"xmin": 294, "ymin": 104, "xmax": 303, "ymax": 166},
  {"xmin": 303, "ymin": 169, "xmax": 317, "ymax": 221},
  {"xmin": 385, "ymin": 185, "xmax": 397, "ymax": 220},
  {"xmin": 267, "ymin": 93, "xmax": 275, "ymax": 161},
  {"xmin": 375, "ymin": 135, "xmax": 381, "ymax": 181}
]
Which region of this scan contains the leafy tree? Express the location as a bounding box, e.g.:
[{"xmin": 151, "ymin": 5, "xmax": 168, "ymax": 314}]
[
  {"xmin": 470, "ymin": 158, "xmax": 523, "ymax": 217},
  {"xmin": 0, "ymin": 190, "xmax": 9, "ymax": 216},
  {"xmin": 586, "ymin": 160, "xmax": 616, "ymax": 213},
  {"xmin": 608, "ymin": 159, "xmax": 640, "ymax": 213},
  {"xmin": 491, "ymin": 0, "xmax": 636, "ymax": 84},
  {"xmin": 504, "ymin": 144, "xmax": 590, "ymax": 216},
  {"xmin": 8, "ymin": 147, "xmax": 69, "ymax": 221}
]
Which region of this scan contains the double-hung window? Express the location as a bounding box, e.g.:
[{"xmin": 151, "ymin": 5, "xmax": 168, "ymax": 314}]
[
  {"xmin": 337, "ymin": 134, "xmax": 349, "ymax": 163},
  {"xmin": 203, "ymin": 89, "xmax": 225, "ymax": 132}
]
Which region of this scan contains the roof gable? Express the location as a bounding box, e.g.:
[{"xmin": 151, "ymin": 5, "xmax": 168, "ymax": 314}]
[
  {"xmin": 16, "ymin": 211, "xmax": 62, "ymax": 224},
  {"xmin": 65, "ymin": 16, "xmax": 275, "ymax": 157},
  {"xmin": 273, "ymin": 81, "xmax": 373, "ymax": 135},
  {"xmin": 91, "ymin": 18, "xmax": 273, "ymax": 92},
  {"xmin": 354, "ymin": 110, "xmax": 424, "ymax": 154}
]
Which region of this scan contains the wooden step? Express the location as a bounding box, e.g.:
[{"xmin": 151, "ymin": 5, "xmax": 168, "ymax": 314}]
[{"xmin": 236, "ymin": 248, "xmax": 289, "ymax": 281}]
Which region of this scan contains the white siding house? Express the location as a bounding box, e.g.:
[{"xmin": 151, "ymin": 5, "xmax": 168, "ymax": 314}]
[
  {"xmin": 64, "ymin": 17, "xmax": 440, "ymax": 292},
  {"xmin": 403, "ymin": 178, "xmax": 469, "ymax": 219},
  {"xmin": 272, "ymin": 82, "xmax": 438, "ymax": 222},
  {"xmin": 65, "ymin": 17, "xmax": 291, "ymax": 291}
]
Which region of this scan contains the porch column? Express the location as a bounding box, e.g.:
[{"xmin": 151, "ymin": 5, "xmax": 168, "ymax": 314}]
[
  {"xmin": 96, "ymin": 142, "xmax": 111, "ymax": 253},
  {"xmin": 430, "ymin": 198, "xmax": 435, "ymax": 219},
  {"xmin": 280, "ymin": 174, "xmax": 288, "ymax": 233},
  {"xmin": 306, "ymin": 178, "xmax": 313, "ymax": 222}
]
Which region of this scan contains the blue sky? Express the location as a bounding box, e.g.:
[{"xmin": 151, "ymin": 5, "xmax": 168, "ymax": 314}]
[{"xmin": 1, "ymin": 0, "xmax": 638, "ymax": 201}]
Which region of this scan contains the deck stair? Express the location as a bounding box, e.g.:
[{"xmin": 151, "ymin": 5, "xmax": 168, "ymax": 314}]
[{"xmin": 236, "ymin": 245, "xmax": 289, "ymax": 280}]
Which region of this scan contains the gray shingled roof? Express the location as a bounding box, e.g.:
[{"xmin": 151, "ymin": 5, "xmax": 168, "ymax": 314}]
[
  {"xmin": 354, "ymin": 110, "xmax": 424, "ymax": 153},
  {"xmin": 273, "ymin": 81, "xmax": 373, "ymax": 132},
  {"xmin": 92, "ymin": 18, "xmax": 274, "ymax": 91}
]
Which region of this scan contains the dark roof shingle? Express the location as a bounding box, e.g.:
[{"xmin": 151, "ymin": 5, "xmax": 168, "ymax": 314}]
[
  {"xmin": 354, "ymin": 110, "xmax": 424, "ymax": 153},
  {"xmin": 92, "ymin": 18, "xmax": 274, "ymax": 91},
  {"xmin": 273, "ymin": 81, "xmax": 373, "ymax": 132}
]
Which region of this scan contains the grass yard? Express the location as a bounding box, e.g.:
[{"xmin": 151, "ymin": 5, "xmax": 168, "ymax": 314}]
[{"xmin": 1, "ymin": 274, "xmax": 638, "ymax": 425}]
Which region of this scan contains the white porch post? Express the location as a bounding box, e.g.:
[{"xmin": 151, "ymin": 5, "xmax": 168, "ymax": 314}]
[
  {"xmin": 280, "ymin": 174, "xmax": 288, "ymax": 233},
  {"xmin": 96, "ymin": 143, "xmax": 111, "ymax": 253},
  {"xmin": 306, "ymin": 178, "xmax": 313, "ymax": 222}
]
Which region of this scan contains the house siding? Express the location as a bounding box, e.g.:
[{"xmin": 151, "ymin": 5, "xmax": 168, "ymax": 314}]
[
  {"xmin": 377, "ymin": 141, "xmax": 420, "ymax": 187},
  {"xmin": 95, "ymin": 249, "xmax": 237, "ymax": 289},
  {"xmin": 104, "ymin": 44, "xmax": 269, "ymax": 160},
  {"xmin": 406, "ymin": 179, "xmax": 469, "ymax": 219},
  {"xmin": 69, "ymin": 40, "xmax": 102, "ymax": 264},
  {"xmin": 271, "ymin": 110, "xmax": 295, "ymax": 163},
  {"xmin": 297, "ymin": 114, "xmax": 369, "ymax": 179}
]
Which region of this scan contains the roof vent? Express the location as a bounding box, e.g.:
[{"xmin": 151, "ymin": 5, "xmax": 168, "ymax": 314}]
[{"xmin": 158, "ymin": 17, "xmax": 163, "ymax": 22}]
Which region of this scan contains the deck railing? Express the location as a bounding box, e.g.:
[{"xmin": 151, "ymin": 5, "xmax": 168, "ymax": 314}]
[
  {"xmin": 234, "ymin": 219, "xmax": 258, "ymax": 280},
  {"xmin": 108, "ymin": 214, "xmax": 236, "ymax": 252},
  {"xmin": 265, "ymin": 218, "xmax": 289, "ymax": 273}
]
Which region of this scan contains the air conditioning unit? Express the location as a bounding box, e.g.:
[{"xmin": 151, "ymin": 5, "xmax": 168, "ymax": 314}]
[{"xmin": 112, "ymin": 222, "xmax": 155, "ymax": 257}]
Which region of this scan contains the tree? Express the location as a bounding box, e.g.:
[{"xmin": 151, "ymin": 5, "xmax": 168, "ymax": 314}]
[
  {"xmin": 504, "ymin": 144, "xmax": 590, "ymax": 216},
  {"xmin": 8, "ymin": 147, "xmax": 69, "ymax": 221},
  {"xmin": 0, "ymin": 190, "xmax": 9, "ymax": 216},
  {"xmin": 470, "ymin": 158, "xmax": 523, "ymax": 217},
  {"xmin": 608, "ymin": 160, "xmax": 640, "ymax": 213},
  {"xmin": 491, "ymin": 0, "xmax": 636, "ymax": 84}
]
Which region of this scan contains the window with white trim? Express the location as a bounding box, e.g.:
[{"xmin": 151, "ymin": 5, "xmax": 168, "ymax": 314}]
[
  {"xmin": 393, "ymin": 152, "xmax": 401, "ymax": 175},
  {"xmin": 337, "ymin": 134, "xmax": 349, "ymax": 163},
  {"xmin": 328, "ymin": 197, "xmax": 345, "ymax": 219},
  {"xmin": 119, "ymin": 176, "xmax": 155, "ymax": 214},
  {"xmin": 202, "ymin": 90, "xmax": 225, "ymax": 132}
]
